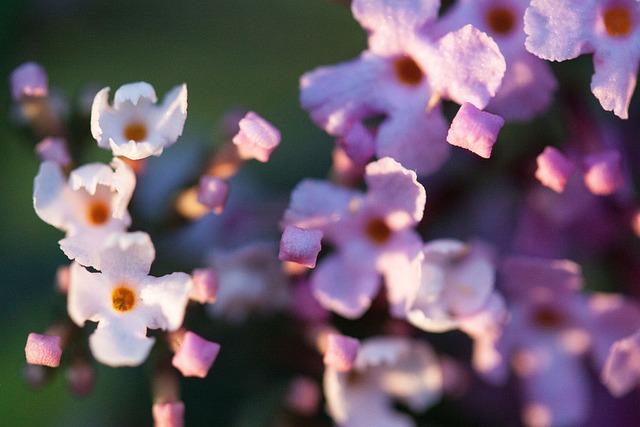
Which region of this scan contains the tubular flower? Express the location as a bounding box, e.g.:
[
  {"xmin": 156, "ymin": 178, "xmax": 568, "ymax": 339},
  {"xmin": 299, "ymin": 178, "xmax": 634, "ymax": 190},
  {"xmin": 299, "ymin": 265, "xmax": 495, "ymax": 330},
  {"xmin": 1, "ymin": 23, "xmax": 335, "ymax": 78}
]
[
  {"xmin": 67, "ymin": 232, "xmax": 192, "ymax": 367},
  {"xmin": 33, "ymin": 158, "xmax": 135, "ymax": 269},
  {"xmin": 91, "ymin": 81, "xmax": 188, "ymax": 159},
  {"xmin": 300, "ymin": 0, "xmax": 505, "ymax": 175},
  {"xmin": 525, "ymin": 0, "xmax": 640, "ymax": 118},
  {"xmin": 283, "ymin": 157, "xmax": 425, "ymax": 319}
]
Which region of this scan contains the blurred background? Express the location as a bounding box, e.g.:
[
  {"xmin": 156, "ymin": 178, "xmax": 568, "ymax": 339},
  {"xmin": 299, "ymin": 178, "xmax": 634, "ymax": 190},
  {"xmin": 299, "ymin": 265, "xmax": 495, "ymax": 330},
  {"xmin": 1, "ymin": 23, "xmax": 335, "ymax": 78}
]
[{"xmin": 0, "ymin": 1, "xmax": 364, "ymax": 425}]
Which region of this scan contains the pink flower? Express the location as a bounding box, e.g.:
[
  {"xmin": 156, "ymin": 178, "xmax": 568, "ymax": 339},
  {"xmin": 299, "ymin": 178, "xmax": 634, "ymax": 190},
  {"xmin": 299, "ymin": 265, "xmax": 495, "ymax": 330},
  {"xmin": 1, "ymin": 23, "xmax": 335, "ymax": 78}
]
[
  {"xmin": 525, "ymin": 0, "xmax": 640, "ymax": 118},
  {"xmin": 431, "ymin": 0, "xmax": 557, "ymax": 120},
  {"xmin": 300, "ymin": 0, "xmax": 505, "ymax": 175},
  {"xmin": 283, "ymin": 157, "xmax": 425, "ymax": 318}
]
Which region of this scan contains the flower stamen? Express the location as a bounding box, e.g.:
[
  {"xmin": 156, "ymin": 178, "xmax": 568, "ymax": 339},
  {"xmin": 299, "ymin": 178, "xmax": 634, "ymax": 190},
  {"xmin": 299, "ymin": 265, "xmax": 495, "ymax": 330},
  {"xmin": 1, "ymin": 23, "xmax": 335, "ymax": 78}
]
[
  {"xmin": 87, "ymin": 200, "xmax": 110, "ymax": 225},
  {"xmin": 394, "ymin": 56, "xmax": 423, "ymax": 86},
  {"xmin": 124, "ymin": 122, "xmax": 148, "ymax": 142},
  {"xmin": 365, "ymin": 217, "xmax": 392, "ymax": 244},
  {"xmin": 112, "ymin": 286, "xmax": 136, "ymax": 312},
  {"xmin": 603, "ymin": 7, "xmax": 633, "ymax": 38},
  {"xmin": 486, "ymin": 7, "xmax": 516, "ymax": 35}
]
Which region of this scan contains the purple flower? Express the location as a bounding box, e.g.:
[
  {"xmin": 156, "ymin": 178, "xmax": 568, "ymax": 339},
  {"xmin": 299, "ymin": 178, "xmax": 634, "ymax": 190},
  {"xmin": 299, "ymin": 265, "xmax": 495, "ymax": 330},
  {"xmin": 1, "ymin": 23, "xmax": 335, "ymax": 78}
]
[
  {"xmin": 10, "ymin": 62, "xmax": 48, "ymax": 101},
  {"xmin": 431, "ymin": 0, "xmax": 557, "ymax": 120},
  {"xmin": 525, "ymin": 0, "xmax": 640, "ymax": 118},
  {"xmin": 283, "ymin": 157, "xmax": 425, "ymax": 318},
  {"xmin": 300, "ymin": 0, "xmax": 505, "ymax": 175},
  {"xmin": 479, "ymin": 256, "xmax": 640, "ymax": 426}
]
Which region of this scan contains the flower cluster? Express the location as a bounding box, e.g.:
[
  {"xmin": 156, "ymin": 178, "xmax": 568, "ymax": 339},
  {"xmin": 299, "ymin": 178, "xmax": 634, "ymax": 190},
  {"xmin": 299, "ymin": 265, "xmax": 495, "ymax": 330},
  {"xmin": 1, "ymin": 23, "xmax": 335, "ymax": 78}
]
[{"xmin": 11, "ymin": 0, "xmax": 640, "ymax": 426}]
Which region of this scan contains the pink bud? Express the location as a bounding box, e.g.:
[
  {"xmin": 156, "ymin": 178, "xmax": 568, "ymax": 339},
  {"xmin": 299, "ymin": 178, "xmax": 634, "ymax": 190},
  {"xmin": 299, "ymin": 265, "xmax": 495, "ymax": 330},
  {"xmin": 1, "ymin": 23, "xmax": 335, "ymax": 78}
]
[
  {"xmin": 232, "ymin": 111, "xmax": 281, "ymax": 162},
  {"xmin": 323, "ymin": 333, "xmax": 359, "ymax": 372},
  {"xmin": 10, "ymin": 62, "xmax": 48, "ymax": 101},
  {"xmin": 190, "ymin": 268, "xmax": 218, "ymax": 304},
  {"xmin": 152, "ymin": 401, "xmax": 185, "ymax": 427},
  {"xmin": 197, "ymin": 176, "xmax": 229, "ymax": 213},
  {"xmin": 582, "ymin": 149, "xmax": 625, "ymax": 195},
  {"xmin": 535, "ymin": 146, "xmax": 576, "ymax": 193},
  {"xmin": 172, "ymin": 332, "xmax": 221, "ymax": 378},
  {"xmin": 36, "ymin": 137, "xmax": 72, "ymax": 168},
  {"xmin": 279, "ymin": 226, "xmax": 323, "ymax": 268},
  {"xmin": 447, "ymin": 102, "xmax": 504, "ymax": 158},
  {"xmin": 25, "ymin": 333, "xmax": 62, "ymax": 367}
]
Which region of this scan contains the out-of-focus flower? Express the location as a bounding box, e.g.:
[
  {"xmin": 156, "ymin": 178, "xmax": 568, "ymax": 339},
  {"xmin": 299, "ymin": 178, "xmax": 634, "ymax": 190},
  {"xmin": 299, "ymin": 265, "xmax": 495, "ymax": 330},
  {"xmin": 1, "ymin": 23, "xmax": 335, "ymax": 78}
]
[
  {"xmin": 10, "ymin": 61, "xmax": 48, "ymax": 101},
  {"xmin": 535, "ymin": 146, "xmax": 576, "ymax": 193},
  {"xmin": 35, "ymin": 137, "xmax": 72, "ymax": 168},
  {"xmin": 283, "ymin": 157, "xmax": 425, "ymax": 319},
  {"xmin": 431, "ymin": 0, "xmax": 557, "ymax": 120},
  {"xmin": 324, "ymin": 334, "xmax": 360, "ymax": 372},
  {"xmin": 479, "ymin": 256, "xmax": 640, "ymax": 427},
  {"xmin": 405, "ymin": 239, "xmax": 507, "ymax": 337},
  {"xmin": 33, "ymin": 158, "xmax": 136, "ymax": 269},
  {"xmin": 67, "ymin": 232, "xmax": 192, "ymax": 367},
  {"xmin": 324, "ymin": 336, "xmax": 442, "ymax": 427},
  {"xmin": 91, "ymin": 81, "xmax": 188, "ymax": 159},
  {"xmin": 300, "ymin": 0, "xmax": 505, "ymax": 175},
  {"xmin": 524, "ymin": 0, "xmax": 640, "ymax": 118},
  {"xmin": 205, "ymin": 242, "xmax": 290, "ymax": 322},
  {"xmin": 189, "ymin": 268, "xmax": 218, "ymax": 304},
  {"xmin": 197, "ymin": 176, "xmax": 230, "ymax": 214}
]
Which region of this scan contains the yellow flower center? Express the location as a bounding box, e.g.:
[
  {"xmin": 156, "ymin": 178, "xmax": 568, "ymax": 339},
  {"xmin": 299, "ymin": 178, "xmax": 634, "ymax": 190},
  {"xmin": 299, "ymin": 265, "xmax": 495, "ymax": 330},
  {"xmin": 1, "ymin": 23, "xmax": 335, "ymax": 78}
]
[
  {"xmin": 393, "ymin": 56, "xmax": 423, "ymax": 86},
  {"xmin": 123, "ymin": 122, "xmax": 148, "ymax": 142},
  {"xmin": 365, "ymin": 217, "xmax": 392, "ymax": 244},
  {"xmin": 87, "ymin": 200, "xmax": 110, "ymax": 225},
  {"xmin": 112, "ymin": 286, "xmax": 136, "ymax": 312},
  {"xmin": 486, "ymin": 6, "xmax": 516, "ymax": 35},
  {"xmin": 603, "ymin": 6, "xmax": 633, "ymax": 38}
]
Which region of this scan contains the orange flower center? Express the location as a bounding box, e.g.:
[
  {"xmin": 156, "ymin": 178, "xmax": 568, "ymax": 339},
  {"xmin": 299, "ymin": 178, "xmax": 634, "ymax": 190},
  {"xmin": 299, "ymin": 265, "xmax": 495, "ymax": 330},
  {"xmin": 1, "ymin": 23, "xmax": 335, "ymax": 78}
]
[
  {"xmin": 532, "ymin": 306, "xmax": 563, "ymax": 329},
  {"xmin": 123, "ymin": 122, "xmax": 148, "ymax": 142},
  {"xmin": 486, "ymin": 6, "xmax": 516, "ymax": 35},
  {"xmin": 87, "ymin": 200, "xmax": 110, "ymax": 225},
  {"xmin": 394, "ymin": 56, "xmax": 423, "ymax": 86},
  {"xmin": 603, "ymin": 7, "xmax": 633, "ymax": 38},
  {"xmin": 112, "ymin": 286, "xmax": 136, "ymax": 312},
  {"xmin": 365, "ymin": 217, "xmax": 392, "ymax": 244}
]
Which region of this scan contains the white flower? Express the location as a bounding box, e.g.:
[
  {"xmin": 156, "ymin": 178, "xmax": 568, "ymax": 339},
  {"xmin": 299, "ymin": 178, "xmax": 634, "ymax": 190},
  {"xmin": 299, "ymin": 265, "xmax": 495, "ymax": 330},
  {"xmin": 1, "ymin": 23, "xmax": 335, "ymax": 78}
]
[
  {"xmin": 67, "ymin": 232, "xmax": 192, "ymax": 367},
  {"xmin": 91, "ymin": 81, "xmax": 188, "ymax": 160},
  {"xmin": 33, "ymin": 158, "xmax": 135, "ymax": 269},
  {"xmin": 405, "ymin": 239, "xmax": 506, "ymax": 337},
  {"xmin": 324, "ymin": 336, "xmax": 442, "ymax": 427}
]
